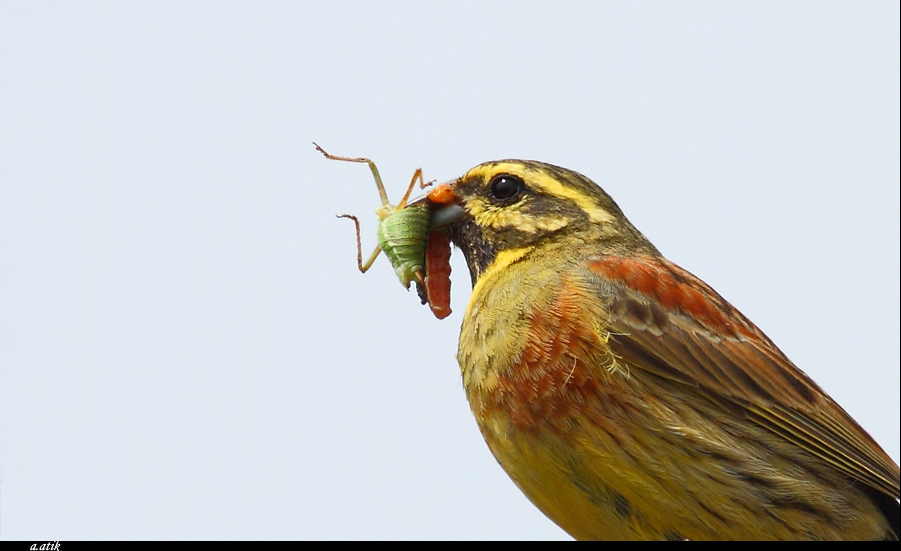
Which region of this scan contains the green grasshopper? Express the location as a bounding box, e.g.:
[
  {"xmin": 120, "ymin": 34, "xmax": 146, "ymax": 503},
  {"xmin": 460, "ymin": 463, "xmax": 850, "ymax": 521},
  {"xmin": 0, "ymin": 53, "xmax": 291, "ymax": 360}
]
[{"xmin": 315, "ymin": 143, "xmax": 431, "ymax": 289}]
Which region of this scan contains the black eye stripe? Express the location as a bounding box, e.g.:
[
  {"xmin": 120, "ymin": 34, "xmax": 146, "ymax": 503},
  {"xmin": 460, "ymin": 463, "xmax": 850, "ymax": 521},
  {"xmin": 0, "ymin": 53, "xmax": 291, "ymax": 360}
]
[{"xmin": 488, "ymin": 174, "xmax": 524, "ymax": 201}]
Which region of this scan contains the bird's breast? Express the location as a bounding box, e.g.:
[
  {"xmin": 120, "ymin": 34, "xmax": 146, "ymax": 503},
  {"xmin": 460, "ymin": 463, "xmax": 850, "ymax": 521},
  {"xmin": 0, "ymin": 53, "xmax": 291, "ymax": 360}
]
[
  {"xmin": 458, "ymin": 259, "xmax": 627, "ymax": 437},
  {"xmin": 455, "ymin": 259, "xmax": 668, "ymax": 539}
]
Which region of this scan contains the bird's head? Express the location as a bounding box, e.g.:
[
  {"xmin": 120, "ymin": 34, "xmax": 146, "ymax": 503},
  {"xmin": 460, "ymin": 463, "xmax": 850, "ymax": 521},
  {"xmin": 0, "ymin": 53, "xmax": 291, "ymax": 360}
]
[{"xmin": 426, "ymin": 160, "xmax": 658, "ymax": 285}]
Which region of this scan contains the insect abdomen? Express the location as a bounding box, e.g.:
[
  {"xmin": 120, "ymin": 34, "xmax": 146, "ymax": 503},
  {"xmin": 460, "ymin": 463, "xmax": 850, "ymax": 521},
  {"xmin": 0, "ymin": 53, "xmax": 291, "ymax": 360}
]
[{"xmin": 378, "ymin": 204, "xmax": 430, "ymax": 288}]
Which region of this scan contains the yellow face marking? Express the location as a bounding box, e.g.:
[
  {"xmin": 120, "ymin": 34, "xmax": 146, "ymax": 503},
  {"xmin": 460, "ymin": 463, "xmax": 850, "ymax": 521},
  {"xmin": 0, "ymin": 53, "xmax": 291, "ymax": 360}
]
[
  {"xmin": 465, "ymin": 196, "xmax": 570, "ymax": 234},
  {"xmin": 465, "ymin": 162, "xmax": 615, "ymax": 225}
]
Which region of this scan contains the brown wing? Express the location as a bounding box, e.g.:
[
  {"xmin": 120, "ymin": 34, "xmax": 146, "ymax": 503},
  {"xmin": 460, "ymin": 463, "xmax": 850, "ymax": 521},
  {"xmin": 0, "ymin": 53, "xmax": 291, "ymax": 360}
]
[{"xmin": 587, "ymin": 255, "xmax": 900, "ymax": 499}]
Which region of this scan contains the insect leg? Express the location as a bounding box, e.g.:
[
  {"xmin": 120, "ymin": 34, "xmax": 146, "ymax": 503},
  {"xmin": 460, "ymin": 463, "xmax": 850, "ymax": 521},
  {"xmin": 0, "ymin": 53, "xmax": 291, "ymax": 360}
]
[
  {"xmin": 314, "ymin": 143, "xmax": 389, "ymax": 207},
  {"xmin": 395, "ymin": 168, "xmax": 429, "ymax": 209},
  {"xmin": 337, "ymin": 214, "xmax": 382, "ymax": 273}
]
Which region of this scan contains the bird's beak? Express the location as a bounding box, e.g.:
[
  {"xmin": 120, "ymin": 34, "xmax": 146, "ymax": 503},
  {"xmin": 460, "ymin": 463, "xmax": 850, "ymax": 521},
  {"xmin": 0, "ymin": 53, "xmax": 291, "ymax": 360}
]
[{"xmin": 409, "ymin": 181, "xmax": 464, "ymax": 229}]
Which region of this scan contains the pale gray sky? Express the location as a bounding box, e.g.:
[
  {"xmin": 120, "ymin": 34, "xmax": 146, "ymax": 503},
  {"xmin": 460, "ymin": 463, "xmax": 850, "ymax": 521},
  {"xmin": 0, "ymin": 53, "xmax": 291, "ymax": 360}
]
[{"xmin": 0, "ymin": 0, "xmax": 898, "ymax": 540}]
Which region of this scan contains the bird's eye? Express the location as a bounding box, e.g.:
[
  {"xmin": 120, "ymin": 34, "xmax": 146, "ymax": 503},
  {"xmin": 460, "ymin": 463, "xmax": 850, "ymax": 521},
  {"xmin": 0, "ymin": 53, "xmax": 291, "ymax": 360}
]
[{"xmin": 488, "ymin": 174, "xmax": 524, "ymax": 201}]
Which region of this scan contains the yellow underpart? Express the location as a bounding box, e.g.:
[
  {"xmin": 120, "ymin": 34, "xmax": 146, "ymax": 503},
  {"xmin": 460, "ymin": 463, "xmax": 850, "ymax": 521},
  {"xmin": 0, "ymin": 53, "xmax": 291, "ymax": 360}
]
[
  {"xmin": 467, "ymin": 162, "xmax": 615, "ymax": 224},
  {"xmin": 466, "ymin": 196, "xmax": 570, "ymax": 234},
  {"xmin": 468, "ymin": 246, "xmax": 533, "ymax": 312}
]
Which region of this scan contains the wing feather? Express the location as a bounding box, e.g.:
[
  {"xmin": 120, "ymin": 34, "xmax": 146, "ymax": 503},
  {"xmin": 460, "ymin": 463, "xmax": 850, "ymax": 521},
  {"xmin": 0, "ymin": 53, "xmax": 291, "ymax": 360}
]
[{"xmin": 587, "ymin": 256, "xmax": 900, "ymax": 499}]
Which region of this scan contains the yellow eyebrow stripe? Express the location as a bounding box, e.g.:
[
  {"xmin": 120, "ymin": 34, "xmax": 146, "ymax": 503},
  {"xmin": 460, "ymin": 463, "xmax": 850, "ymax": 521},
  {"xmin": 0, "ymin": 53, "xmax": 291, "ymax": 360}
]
[{"xmin": 467, "ymin": 162, "xmax": 614, "ymax": 224}]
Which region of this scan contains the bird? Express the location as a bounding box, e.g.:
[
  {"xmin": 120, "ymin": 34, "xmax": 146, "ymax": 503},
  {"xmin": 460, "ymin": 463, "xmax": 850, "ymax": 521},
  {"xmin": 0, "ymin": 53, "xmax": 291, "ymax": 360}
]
[{"xmin": 422, "ymin": 159, "xmax": 900, "ymax": 540}]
